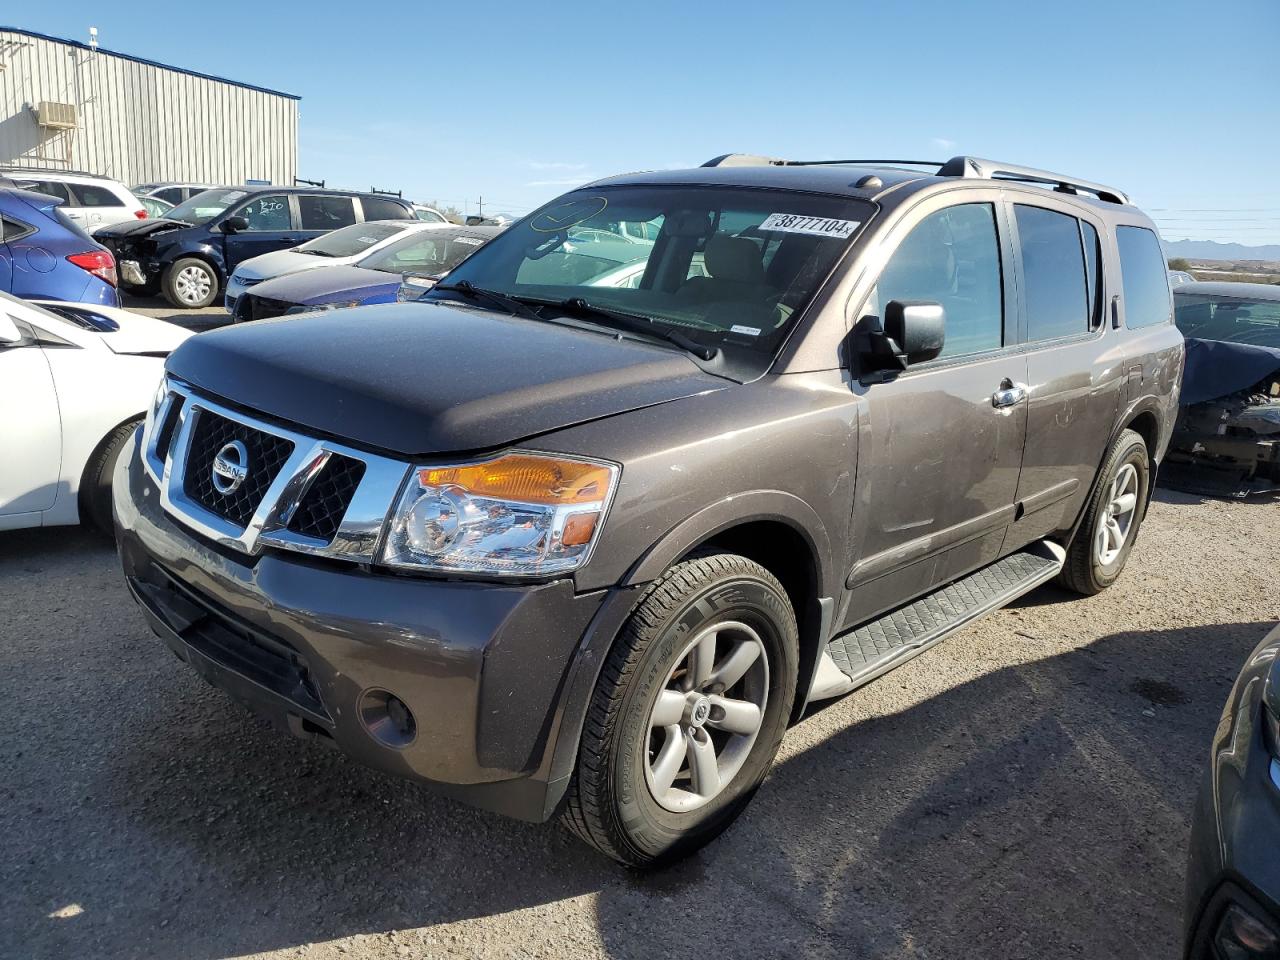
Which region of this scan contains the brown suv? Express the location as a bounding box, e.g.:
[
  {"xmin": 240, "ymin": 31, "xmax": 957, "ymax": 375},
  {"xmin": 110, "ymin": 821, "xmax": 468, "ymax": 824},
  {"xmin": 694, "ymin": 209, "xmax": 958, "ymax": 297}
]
[{"xmin": 115, "ymin": 154, "xmax": 1183, "ymax": 866}]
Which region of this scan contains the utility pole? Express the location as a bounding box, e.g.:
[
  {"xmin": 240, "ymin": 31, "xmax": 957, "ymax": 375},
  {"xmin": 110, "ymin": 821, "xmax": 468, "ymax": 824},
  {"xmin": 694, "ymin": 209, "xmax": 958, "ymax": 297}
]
[{"xmin": 476, "ymin": 196, "xmax": 484, "ymax": 218}]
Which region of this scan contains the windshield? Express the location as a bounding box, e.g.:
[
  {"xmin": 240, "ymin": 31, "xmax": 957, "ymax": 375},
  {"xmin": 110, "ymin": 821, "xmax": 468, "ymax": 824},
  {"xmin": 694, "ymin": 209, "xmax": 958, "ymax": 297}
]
[
  {"xmin": 1175, "ymin": 292, "xmax": 1280, "ymax": 348},
  {"xmin": 432, "ymin": 185, "xmax": 871, "ymax": 362},
  {"xmin": 360, "ymin": 229, "xmax": 493, "ymax": 275},
  {"xmin": 296, "ymin": 221, "xmax": 409, "ymax": 258},
  {"xmin": 163, "ymin": 188, "xmax": 252, "ymax": 225}
]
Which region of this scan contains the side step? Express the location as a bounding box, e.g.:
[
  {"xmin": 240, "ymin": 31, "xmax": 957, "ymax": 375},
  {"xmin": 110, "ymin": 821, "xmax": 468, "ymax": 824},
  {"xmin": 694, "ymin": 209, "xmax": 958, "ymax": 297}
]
[{"xmin": 808, "ymin": 541, "xmax": 1065, "ymax": 702}]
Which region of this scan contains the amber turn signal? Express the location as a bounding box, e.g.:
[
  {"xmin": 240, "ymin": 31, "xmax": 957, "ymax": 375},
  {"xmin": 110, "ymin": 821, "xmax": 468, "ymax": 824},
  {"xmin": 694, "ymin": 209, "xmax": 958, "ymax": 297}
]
[{"xmin": 418, "ymin": 455, "xmax": 612, "ymax": 505}]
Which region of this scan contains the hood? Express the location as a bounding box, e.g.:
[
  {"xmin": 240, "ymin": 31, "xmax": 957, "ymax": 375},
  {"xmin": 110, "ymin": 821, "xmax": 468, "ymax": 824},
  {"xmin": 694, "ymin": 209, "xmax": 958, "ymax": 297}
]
[
  {"xmin": 98, "ymin": 310, "xmax": 192, "ymax": 355},
  {"xmin": 1183, "ymin": 338, "xmax": 1280, "ymax": 406},
  {"xmin": 30, "ymin": 300, "xmax": 191, "ymax": 355},
  {"xmin": 165, "ymin": 303, "xmax": 729, "ymax": 456},
  {"xmin": 234, "ymin": 249, "xmax": 331, "ymax": 282},
  {"xmin": 95, "ymin": 217, "xmax": 193, "ymax": 241},
  {"xmin": 251, "ymin": 264, "xmax": 397, "ymax": 304}
]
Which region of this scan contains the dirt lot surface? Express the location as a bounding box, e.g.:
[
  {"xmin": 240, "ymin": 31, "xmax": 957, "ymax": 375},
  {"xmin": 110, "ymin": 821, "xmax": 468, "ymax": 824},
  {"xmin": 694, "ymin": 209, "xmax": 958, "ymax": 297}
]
[{"xmin": 2, "ymin": 486, "xmax": 1277, "ymax": 959}]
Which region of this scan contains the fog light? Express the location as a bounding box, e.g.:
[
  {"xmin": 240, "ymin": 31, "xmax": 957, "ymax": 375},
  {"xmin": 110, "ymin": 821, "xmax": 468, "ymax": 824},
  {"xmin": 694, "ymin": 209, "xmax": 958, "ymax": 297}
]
[
  {"xmin": 358, "ymin": 689, "xmax": 417, "ymax": 748},
  {"xmin": 1215, "ymin": 904, "xmax": 1280, "ymax": 959}
]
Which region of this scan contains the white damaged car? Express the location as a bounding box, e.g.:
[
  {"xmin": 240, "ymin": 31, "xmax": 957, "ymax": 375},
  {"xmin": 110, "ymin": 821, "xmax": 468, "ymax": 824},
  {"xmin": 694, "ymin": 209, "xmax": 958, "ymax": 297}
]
[{"xmin": 0, "ymin": 293, "xmax": 190, "ymax": 532}]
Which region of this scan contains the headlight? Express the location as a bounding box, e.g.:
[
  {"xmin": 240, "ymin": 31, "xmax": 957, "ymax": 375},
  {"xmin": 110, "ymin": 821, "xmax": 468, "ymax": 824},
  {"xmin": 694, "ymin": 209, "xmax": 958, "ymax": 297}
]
[
  {"xmin": 380, "ymin": 453, "xmax": 619, "ymax": 576},
  {"xmin": 142, "ymin": 374, "xmax": 168, "ymax": 442}
]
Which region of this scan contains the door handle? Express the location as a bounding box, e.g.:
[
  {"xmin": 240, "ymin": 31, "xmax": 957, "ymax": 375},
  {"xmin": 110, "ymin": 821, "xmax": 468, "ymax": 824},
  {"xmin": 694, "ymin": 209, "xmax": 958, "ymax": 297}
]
[{"xmin": 991, "ymin": 379, "xmax": 1027, "ymax": 408}]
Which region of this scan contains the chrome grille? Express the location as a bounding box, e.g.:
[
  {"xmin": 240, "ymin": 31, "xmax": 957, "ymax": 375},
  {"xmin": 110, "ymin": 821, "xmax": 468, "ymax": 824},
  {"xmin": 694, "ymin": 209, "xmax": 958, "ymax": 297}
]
[
  {"xmin": 287, "ymin": 454, "xmax": 366, "ymax": 542},
  {"xmin": 183, "ymin": 411, "xmax": 295, "ymax": 529},
  {"xmin": 142, "ymin": 380, "xmax": 409, "ymax": 563}
]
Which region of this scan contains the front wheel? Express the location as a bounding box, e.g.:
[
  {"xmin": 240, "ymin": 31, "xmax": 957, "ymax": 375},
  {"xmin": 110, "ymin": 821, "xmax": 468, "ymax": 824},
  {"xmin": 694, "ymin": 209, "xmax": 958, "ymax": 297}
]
[
  {"xmin": 560, "ymin": 553, "xmax": 798, "ymax": 867},
  {"xmin": 1058, "ymin": 428, "xmax": 1150, "ymax": 595},
  {"xmin": 163, "ymin": 258, "xmax": 218, "ymax": 308}
]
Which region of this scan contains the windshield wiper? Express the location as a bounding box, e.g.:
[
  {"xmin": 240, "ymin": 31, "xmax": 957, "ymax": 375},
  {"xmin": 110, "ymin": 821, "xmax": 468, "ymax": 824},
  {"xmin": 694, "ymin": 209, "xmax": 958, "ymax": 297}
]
[
  {"xmin": 552, "ymin": 297, "xmax": 718, "ymax": 361},
  {"xmin": 303, "ymin": 250, "xmax": 337, "ymax": 258},
  {"xmin": 432, "ymin": 280, "xmax": 544, "ymax": 322}
]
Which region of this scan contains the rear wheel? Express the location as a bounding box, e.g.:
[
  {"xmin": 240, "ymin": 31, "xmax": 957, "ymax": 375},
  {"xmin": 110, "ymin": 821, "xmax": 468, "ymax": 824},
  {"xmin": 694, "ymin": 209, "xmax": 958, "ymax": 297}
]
[
  {"xmin": 1058, "ymin": 428, "xmax": 1150, "ymax": 595},
  {"xmin": 80, "ymin": 419, "xmax": 142, "ymax": 535},
  {"xmin": 163, "ymin": 258, "xmax": 218, "ymax": 308},
  {"xmin": 560, "ymin": 553, "xmax": 798, "ymax": 867}
]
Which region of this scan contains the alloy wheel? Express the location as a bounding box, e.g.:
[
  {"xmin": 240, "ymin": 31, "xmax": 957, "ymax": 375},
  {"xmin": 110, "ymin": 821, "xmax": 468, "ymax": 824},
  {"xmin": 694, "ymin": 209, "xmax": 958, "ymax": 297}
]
[
  {"xmin": 644, "ymin": 620, "xmax": 769, "ymax": 813},
  {"xmin": 1095, "ymin": 462, "xmax": 1139, "ymax": 565}
]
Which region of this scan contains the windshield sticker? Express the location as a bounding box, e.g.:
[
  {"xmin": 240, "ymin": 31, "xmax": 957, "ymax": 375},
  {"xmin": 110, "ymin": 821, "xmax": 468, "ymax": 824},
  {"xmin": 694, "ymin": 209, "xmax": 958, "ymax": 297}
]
[
  {"xmin": 730, "ymin": 324, "xmax": 762, "ymax": 337},
  {"xmin": 759, "ymin": 213, "xmax": 860, "ymax": 239},
  {"xmin": 222, "ymin": 190, "xmax": 247, "ymax": 202},
  {"xmin": 530, "ymin": 196, "xmax": 608, "ymax": 233},
  {"xmin": 452, "ymin": 236, "xmax": 483, "ymax": 246},
  {"xmin": 356, "ymin": 236, "xmax": 380, "ymax": 244}
]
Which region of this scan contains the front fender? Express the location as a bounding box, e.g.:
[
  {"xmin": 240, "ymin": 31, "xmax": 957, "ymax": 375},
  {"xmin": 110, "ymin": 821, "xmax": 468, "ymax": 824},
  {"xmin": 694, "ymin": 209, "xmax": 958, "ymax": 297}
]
[
  {"xmin": 160, "ymin": 239, "xmax": 227, "ymax": 282},
  {"xmin": 623, "ymin": 489, "xmax": 838, "ymax": 601}
]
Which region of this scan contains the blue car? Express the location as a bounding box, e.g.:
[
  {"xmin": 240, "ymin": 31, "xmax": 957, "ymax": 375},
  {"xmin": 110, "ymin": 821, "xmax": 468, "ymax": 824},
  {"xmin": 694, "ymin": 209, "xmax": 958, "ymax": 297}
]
[
  {"xmin": 0, "ymin": 187, "xmax": 120, "ymax": 306},
  {"xmin": 231, "ymin": 224, "xmax": 501, "ymax": 321},
  {"xmin": 96, "ymin": 186, "xmax": 416, "ymax": 309}
]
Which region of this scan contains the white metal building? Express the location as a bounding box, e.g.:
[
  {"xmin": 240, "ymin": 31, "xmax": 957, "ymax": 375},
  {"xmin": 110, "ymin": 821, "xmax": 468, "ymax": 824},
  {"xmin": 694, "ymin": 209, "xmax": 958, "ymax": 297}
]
[{"xmin": 0, "ymin": 26, "xmax": 299, "ymax": 187}]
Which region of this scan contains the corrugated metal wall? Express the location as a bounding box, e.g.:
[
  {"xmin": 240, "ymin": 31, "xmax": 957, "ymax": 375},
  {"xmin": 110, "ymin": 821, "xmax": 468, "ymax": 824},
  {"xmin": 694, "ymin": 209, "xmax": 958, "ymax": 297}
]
[{"xmin": 0, "ymin": 29, "xmax": 298, "ymax": 186}]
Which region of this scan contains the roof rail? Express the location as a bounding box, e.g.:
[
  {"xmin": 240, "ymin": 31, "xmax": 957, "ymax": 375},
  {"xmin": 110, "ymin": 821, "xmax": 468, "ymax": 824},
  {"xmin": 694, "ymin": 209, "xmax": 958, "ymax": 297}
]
[
  {"xmin": 700, "ymin": 153, "xmax": 1128, "ymax": 204},
  {"xmin": 937, "ymin": 156, "xmax": 1128, "ymax": 204}
]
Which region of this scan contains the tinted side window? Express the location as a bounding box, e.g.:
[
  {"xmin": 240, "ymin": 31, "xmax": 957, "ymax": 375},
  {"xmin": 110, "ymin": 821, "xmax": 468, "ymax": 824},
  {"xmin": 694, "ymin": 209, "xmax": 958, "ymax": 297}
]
[
  {"xmin": 30, "ymin": 180, "xmax": 72, "ymax": 203},
  {"xmin": 71, "ymin": 183, "xmax": 122, "ymax": 207},
  {"xmin": 153, "ymin": 187, "xmax": 184, "ymax": 204},
  {"xmin": 362, "ymin": 197, "xmax": 410, "ymax": 221},
  {"xmin": 236, "ymin": 195, "xmax": 291, "ymax": 231},
  {"xmin": 1117, "ymin": 226, "xmax": 1172, "ymax": 328},
  {"xmin": 299, "ymin": 195, "xmax": 356, "ymax": 230},
  {"xmin": 873, "ymin": 203, "xmax": 1003, "ymax": 359},
  {"xmin": 1081, "ymin": 221, "xmax": 1101, "ymax": 327},
  {"xmin": 1015, "ymin": 205, "xmax": 1088, "ymax": 341}
]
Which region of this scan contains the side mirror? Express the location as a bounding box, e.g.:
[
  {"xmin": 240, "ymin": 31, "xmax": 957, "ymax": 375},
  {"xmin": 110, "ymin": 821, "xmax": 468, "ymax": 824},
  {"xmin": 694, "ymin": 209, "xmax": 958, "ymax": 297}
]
[
  {"xmin": 221, "ymin": 216, "xmax": 249, "ymax": 234},
  {"xmin": 884, "ymin": 300, "xmax": 946, "ymax": 365},
  {"xmin": 855, "ymin": 300, "xmax": 946, "ymax": 378},
  {"xmin": 0, "ymin": 314, "xmax": 24, "ymax": 345}
]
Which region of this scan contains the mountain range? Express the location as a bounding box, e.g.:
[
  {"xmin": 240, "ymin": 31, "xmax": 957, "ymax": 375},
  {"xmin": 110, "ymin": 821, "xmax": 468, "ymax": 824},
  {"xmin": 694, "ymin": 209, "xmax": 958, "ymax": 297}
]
[{"xmin": 1162, "ymin": 239, "xmax": 1280, "ymax": 261}]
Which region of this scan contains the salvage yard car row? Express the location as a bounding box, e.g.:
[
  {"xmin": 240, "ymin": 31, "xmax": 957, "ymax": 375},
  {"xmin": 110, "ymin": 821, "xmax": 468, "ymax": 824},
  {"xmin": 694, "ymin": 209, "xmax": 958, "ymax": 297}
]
[{"xmin": 3, "ymin": 153, "xmax": 1280, "ymax": 959}]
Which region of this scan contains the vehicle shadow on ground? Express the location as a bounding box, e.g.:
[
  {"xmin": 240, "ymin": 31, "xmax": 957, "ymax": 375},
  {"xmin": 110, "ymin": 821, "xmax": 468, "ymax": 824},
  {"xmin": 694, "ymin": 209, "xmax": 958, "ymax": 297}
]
[{"xmin": 2, "ymin": 527, "xmax": 1270, "ymax": 959}]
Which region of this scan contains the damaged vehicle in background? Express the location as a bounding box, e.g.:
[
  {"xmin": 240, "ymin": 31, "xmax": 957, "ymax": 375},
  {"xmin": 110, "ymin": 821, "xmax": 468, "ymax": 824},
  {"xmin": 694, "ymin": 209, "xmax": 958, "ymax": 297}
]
[
  {"xmin": 96, "ymin": 186, "xmax": 415, "ymax": 309},
  {"xmin": 1163, "ymin": 282, "xmax": 1280, "ymax": 497}
]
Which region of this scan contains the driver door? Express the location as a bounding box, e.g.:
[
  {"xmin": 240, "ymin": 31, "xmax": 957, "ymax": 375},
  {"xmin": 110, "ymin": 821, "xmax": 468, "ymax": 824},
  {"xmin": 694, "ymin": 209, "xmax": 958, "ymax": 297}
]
[
  {"xmin": 842, "ymin": 196, "xmax": 1028, "ymax": 627},
  {"xmin": 222, "ymin": 194, "xmax": 298, "ymax": 271}
]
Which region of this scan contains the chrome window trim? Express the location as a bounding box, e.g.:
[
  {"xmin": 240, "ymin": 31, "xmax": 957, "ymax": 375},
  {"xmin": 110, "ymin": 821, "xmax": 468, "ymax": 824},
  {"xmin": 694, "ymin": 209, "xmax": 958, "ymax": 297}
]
[{"xmin": 141, "ymin": 379, "xmax": 408, "ymax": 562}]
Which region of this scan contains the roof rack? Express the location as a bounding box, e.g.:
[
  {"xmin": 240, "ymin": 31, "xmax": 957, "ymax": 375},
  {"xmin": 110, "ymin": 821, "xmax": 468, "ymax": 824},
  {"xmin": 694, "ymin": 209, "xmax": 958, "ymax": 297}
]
[
  {"xmin": 701, "ymin": 154, "xmax": 1128, "ymax": 204},
  {"xmin": 0, "ymin": 165, "xmax": 104, "ymax": 178},
  {"xmin": 936, "ymin": 156, "xmax": 1128, "ymax": 205}
]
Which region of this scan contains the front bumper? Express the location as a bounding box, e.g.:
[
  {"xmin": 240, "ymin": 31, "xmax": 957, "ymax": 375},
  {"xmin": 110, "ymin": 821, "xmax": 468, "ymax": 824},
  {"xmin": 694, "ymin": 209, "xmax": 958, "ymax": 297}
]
[{"xmin": 113, "ymin": 435, "xmax": 631, "ymax": 821}]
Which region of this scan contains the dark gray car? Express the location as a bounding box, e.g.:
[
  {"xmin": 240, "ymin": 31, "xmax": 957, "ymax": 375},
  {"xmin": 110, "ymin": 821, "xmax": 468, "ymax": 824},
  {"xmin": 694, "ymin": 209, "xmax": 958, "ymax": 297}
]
[
  {"xmin": 1184, "ymin": 622, "xmax": 1280, "ymax": 958},
  {"xmin": 113, "ymin": 155, "xmax": 1185, "ymax": 866}
]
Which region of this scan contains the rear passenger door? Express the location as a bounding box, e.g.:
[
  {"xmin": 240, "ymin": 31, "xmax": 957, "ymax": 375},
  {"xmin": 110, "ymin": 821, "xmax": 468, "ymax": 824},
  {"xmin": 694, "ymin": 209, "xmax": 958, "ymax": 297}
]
[
  {"xmin": 1004, "ymin": 198, "xmax": 1123, "ymax": 549},
  {"xmin": 843, "ymin": 195, "xmax": 1028, "ymax": 627}
]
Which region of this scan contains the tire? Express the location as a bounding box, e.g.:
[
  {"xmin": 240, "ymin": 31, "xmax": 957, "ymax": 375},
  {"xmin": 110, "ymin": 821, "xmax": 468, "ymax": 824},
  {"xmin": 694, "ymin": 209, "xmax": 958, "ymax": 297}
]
[
  {"xmin": 162, "ymin": 257, "xmax": 218, "ymax": 308},
  {"xmin": 80, "ymin": 419, "xmax": 142, "ymax": 535},
  {"xmin": 1058, "ymin": 428, "xmax": 1150, "ymax": 596},
  {"xmin": 560, "ymin": 552, "xmax": 798, "ymax": 867}
]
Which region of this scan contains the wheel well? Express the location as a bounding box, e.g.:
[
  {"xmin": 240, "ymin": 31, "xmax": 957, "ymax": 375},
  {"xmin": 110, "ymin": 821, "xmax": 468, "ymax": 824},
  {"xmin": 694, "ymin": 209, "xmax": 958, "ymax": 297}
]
[
  {"xmin": 78, "ymin": 414, "xmax": 144, "ymax": 516},
  {"xmin": 680, "ymin": 520, "xmax": 821, "ymax": 723},
  {"xmin": 1125, "ymin": 411, "xmax": 1159, "ymax": 466},
  {"xmin": 165, "ymin": 254, "xmax": 221, "ymax": 285}
]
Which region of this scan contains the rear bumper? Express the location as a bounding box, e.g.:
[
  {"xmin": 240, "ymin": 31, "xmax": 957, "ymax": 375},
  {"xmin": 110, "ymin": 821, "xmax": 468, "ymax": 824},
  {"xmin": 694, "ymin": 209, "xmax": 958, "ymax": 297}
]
[{"xmin": 113, "ymin": 435, "xmax": 635, "ymax": 821}]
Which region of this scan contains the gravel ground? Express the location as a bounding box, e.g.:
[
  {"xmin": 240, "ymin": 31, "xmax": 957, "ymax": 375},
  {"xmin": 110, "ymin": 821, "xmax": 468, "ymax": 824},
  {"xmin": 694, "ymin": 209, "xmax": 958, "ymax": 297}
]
[{"xmin": 2, "ymin": 482, "xmax": 1277, "ymax": 960}]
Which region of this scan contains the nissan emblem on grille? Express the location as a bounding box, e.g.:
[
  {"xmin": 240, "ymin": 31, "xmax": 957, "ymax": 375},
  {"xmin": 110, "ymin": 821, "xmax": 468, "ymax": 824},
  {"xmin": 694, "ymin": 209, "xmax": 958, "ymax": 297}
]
[{"xmin": 211, "ymin": 440, "xmax": 250, "ymax": 495}]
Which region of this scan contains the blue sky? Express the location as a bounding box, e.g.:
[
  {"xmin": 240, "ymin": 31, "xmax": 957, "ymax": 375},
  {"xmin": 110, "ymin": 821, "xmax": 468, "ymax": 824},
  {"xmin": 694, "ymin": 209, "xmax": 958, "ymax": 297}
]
[{"xmin": 15, "ymin": 0, "xmax": 1280, "ymax": 244}]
